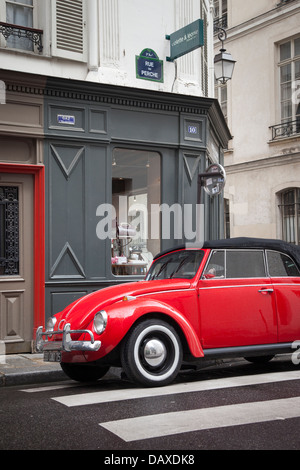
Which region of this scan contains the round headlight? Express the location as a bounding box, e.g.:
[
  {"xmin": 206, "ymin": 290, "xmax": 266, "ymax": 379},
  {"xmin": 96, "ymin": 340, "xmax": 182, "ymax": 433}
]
[
  {"xmin": 46, "ymin": 316, "xmax": 57, "ymax": 332},
  {"xmin": 94, "ymin": 310, "xmax": 107, "ymax": 335}
]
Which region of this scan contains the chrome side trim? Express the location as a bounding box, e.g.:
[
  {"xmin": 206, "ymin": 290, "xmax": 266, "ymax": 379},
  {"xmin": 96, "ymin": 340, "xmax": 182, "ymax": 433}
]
[
  {"xmin": 202, "ymin": 342, "xmax": 294, "ymax": 359},
  {"xmin": 198, "ymin": 284, "xmax": 272, "ymax": 291},
  {"xmin": 36, "ymin": 323, "xmax": 101, "ymax": 353}
]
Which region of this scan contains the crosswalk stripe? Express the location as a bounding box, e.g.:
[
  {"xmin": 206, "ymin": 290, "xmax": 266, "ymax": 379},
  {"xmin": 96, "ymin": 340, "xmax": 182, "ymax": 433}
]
[
  {"xmin": 20, "ymin": 383, "xmax": 79, "ymax": 393},
  {"xmin": 100, "ymin": 396, "xmax": 300, "ymax": 442},
  {"xmin": 52, "ymin": 370, "xmax": 300, "ymax": 407}
]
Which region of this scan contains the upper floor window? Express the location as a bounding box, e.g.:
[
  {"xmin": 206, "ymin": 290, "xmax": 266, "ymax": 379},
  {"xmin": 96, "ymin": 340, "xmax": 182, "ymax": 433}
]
[
  {"xmin": 215, "ymin": 80, "xmax": 227, "ymax": 120},
  {"xmin": 0, "ymin": 0, "xmax": 86, "ymax": 58},
  {"xmin": 6, "ymin": 0, "xmax": 33, "ymax": 50},
  {"xmin": 271, "ymin": 37, "xmax": 300, "ymax": 139},
  {"xmin": 278, "ymin": 188, "xmax": 300, "ymax": 245},
  {"xmin": 277, "ymin": 0, "xmax": 297, "ymax": 5},
  {"xmin": 279, "ymin": 37, "xmax": 300, "ymax": 125},
  {"xmin": 0, "ymin": 0, "xmax": 44, "ymax": 52},
  {"xmin": 213, "ymin": 0, "xmax": 227, "ymax": 32}
]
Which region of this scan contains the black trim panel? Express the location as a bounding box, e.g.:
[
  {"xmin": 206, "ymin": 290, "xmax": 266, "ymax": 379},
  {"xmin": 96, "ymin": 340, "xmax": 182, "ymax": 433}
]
[{"xmin": 202, "ymin": 342, "xmax": 293, "ymax": 359}]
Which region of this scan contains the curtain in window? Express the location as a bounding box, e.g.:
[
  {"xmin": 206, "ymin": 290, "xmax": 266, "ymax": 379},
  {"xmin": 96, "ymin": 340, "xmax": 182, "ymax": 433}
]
[
  {"xmin": 279, "ymin": 38, "xmax": 300, "ymax": 133},
  {"xmin": 6, "ymin": 0, "xmax": 33, "ymax": 51}
]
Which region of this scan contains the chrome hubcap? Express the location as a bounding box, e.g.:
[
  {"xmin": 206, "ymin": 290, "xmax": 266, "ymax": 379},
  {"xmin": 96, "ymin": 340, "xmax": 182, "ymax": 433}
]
[{"xmin": 143, "ymin": 339, "xmax": 167, "ymax": 367}]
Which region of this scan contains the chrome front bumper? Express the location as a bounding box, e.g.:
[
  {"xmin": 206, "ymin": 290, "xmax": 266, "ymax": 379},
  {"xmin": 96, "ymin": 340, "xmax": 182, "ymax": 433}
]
[{"xmin": 36, "ymin": 323, "xmax": 101, "ymax": 355}]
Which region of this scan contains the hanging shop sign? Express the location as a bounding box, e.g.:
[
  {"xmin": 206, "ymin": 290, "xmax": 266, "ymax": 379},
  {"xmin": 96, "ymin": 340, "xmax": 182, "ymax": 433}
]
[
  {"xmin": 136, "ymin": 49, "xmax": 164, "ymax": 83},
  {"xmin": 166, "ymin": 19, "xmax": 204, "ymax": 62},
  {"xmin": 203, "ymin": 163, "xmax": 226, "ymax": 196}
]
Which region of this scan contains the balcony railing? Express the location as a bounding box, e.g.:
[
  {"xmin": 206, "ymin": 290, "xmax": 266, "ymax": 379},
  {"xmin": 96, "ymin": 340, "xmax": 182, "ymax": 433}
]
[
  {"xmin": 214, "ymin": 14, "xmax": 228, "ymax": 35},
  {"xmin": 0, "ymin": 22, "xmax": 43, "ymax": 52},
  {"xmin": 277, "ymin": 0, "xmax": 297, "ymax": 6},
  {"xmin": 270, "ymin": 120, "xmax": 300, "ymax": 140}
]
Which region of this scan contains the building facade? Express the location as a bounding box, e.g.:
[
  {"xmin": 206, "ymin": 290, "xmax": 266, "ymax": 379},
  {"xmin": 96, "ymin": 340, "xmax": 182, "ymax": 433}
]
[
  {"xmin": 0, "ymin": 0, "xmax": 231, "ymax": 353},
  {"xmin": 214, "ymin": 0, "xmax": 300, "ymax": 242}
]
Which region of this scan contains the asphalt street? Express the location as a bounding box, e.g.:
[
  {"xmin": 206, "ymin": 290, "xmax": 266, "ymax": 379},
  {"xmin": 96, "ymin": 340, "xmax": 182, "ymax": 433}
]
[{"xmin": 0, "ymin": 354, "xmax": 299, "ymax": 451}]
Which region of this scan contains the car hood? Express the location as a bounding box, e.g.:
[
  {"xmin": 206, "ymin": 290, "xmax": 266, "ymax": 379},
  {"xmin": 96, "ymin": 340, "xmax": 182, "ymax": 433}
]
[{"xmin": 55, "ymin": 279, "xmax": 192, "ymax": 329}]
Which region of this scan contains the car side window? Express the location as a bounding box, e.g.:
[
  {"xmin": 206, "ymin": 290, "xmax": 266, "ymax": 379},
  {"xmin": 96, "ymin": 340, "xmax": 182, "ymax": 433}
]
[
  {"xmin": 267, "ymin": 251, "xmax": 300, "ymax": 277},
  {"xmin": 203, "ymin": 249, "xmax": 266, "ymax": 279},
  {"xmin": 226, "ymin": 250, "xmax": 266, "ymax": 278},
  {"xmin": 203, "ymin": 250, "xmax": 225, "ymax": 279}
]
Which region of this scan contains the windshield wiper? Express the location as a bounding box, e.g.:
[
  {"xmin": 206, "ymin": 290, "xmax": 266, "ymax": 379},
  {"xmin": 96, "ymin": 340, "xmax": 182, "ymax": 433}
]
[
  {"xmin": 150, "ymin": 260, "xmax": 171, "ymax": 280},
  {"xmin": 169, "ymin": 258, "xmax": 189, "ymax": 278}
]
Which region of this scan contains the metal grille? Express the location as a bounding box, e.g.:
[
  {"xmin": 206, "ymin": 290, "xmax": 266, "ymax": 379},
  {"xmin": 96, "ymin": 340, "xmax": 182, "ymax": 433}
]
[
  {"xmin": 278, "ymin": 189, "xmax": 300, "ymax": 245},
  {"xmin": 0, "ymin": 22, "xmax": 43, "ymax": 52},
  {"xmin": 270, "ymin": 119, "xmax": 300, "ymax": 140},
  {"xmin": 0, "ymin": 187, "xmax": 19, "ymax": 276}
]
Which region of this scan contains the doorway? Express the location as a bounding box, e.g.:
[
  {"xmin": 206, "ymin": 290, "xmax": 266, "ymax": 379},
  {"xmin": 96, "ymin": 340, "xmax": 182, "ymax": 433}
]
[{"xmin": 0, "ymin": 172, "xmax": 34, "ymax": 353}]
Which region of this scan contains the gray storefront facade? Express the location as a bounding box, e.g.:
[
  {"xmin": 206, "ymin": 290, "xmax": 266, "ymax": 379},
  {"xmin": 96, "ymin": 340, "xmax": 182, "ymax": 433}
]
[{"xmin": 44, "ymin": 77, "xmax": 231, "ymax": 318}]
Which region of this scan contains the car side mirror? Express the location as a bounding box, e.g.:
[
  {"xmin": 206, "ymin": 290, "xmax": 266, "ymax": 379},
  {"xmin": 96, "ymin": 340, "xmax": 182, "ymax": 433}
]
[{"xmin": 204, "ymin": 272, "xmax": 215, "ymax": 279}]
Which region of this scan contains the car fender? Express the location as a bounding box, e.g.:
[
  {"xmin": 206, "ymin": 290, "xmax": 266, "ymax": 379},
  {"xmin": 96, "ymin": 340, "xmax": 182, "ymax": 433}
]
[{"xmin": 103, "ymin": 298, "xmax": 204, "ymax": 359}]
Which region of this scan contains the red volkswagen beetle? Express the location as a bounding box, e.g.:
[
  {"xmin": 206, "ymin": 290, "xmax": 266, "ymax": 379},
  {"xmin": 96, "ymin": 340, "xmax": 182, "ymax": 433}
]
[{"xmin": 36, "ymin": 238, "xmax": 300, "ymax": 387}]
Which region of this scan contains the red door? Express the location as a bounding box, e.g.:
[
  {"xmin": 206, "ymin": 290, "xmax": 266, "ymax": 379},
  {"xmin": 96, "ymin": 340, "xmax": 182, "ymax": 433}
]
[
  {"xmin": 198, "ymin": 249, "xmax": 278, "ymax": 349},
  {"xmin": 266, "ymin": 249, "xmax": 300, "ymax": 342}
]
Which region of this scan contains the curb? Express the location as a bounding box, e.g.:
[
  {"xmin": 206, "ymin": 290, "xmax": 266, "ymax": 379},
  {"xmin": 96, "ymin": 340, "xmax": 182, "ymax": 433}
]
[
  {"xmin": 0, "ymin": 368, "xmax": 67, "ymax": 387},
  {"xmin": 0, "ymin": 355, "xmax": 293, "ymax": 388}
]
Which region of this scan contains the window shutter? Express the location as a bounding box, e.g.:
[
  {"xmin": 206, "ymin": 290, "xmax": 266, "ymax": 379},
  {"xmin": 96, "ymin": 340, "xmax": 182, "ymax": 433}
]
[{"xmin": 52, "ymin": 0, "xmax": 86, "ymax": 61}]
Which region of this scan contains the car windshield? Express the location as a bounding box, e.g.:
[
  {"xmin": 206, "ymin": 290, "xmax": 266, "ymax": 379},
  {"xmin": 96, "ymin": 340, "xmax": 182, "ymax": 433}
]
[{"xmin": 146, "ymin": 250, "xmax": 204, "ymax": 280}]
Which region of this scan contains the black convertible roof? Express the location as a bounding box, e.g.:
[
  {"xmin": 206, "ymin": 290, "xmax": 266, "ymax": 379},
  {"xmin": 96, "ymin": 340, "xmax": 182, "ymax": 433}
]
[{"xmin": 154, "ymin": 237, "xmax": 300, "ymax": 266}]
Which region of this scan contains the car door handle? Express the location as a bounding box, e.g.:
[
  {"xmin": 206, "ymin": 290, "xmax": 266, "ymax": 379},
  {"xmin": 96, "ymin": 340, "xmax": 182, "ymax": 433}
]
[{"xmin": 258, "ymin": 288, "xmax": 274, "ymax": 294}]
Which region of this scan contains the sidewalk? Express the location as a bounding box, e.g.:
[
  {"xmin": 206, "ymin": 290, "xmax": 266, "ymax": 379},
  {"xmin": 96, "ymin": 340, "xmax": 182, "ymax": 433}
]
[
  {"xmin": 0, "ymin": 352, "xmax": 293, "ymax": 388},
  {"xmin": 0, "ymin": 353, "xmax": 124, "ymax": 387},
  {"xmin": 0, "ymin": 353, "xmax": 229, "ymax": 388},
  {"xmin": 0, "ymin": 353, "xmax": 66, "ymax": 387}
]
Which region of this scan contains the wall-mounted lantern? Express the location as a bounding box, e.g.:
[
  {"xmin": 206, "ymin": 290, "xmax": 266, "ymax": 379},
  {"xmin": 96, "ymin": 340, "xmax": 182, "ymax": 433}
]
[{"xmin": 214, "ymin": 28, "xmax": 236, "ymax": 84}]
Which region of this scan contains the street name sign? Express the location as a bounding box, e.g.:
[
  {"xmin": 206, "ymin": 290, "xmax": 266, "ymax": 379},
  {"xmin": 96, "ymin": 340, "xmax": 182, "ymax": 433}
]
[
  {"xmin": 136, "ymin": 49, "xmax": 163, "ymax": 83},
  {"xmin": 166, "ymin": 19, "xmax": 204, "ymax": 62}
]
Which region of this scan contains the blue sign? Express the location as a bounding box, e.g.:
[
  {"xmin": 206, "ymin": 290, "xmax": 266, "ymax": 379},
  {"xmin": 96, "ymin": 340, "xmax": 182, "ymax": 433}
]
[
  {"xmin": 188, "ymin": 125, "xmax": 198, "ymax": 134},
  {"xmin": 57, "ymin": 114, "xmax": 75, "ymax": 125},
  {"xmin": 136, "ymin": 49, "xmax": 163, "ymax": 83}
]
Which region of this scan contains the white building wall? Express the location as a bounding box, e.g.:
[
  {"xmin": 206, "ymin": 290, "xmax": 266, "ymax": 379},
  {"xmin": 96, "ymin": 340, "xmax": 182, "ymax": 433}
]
[
  {"xmin": 220, "ymin": 0, "xmax": 300, "ymax": 240},
  {"xmin": 0, "ymin": 0, "xmax": 215, "ymax": 98},
  {"xmin": 89, "ymin": 0, "xmax": 215, "ymax": 97}
]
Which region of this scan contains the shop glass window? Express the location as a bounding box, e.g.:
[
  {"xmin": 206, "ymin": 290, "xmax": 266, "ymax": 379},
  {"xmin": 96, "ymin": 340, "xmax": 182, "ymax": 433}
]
[
  {"xmin": 111, "ymin": 149, "xmax": 161, "ymax": 276},
  {"xmin": 0, "ymin": 186, "xmax": 19, "ymax": 276},
  {"xmin": 6, "ymin": 0, "xmax": 34, "ymax": 51}
]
